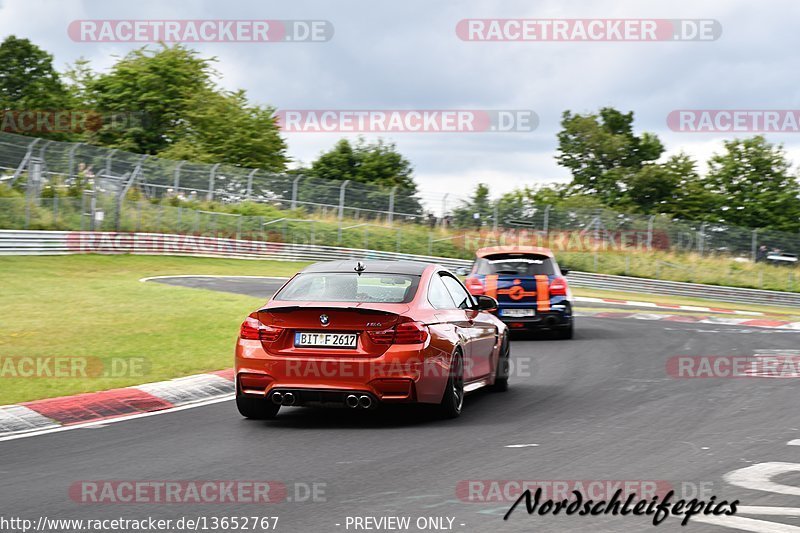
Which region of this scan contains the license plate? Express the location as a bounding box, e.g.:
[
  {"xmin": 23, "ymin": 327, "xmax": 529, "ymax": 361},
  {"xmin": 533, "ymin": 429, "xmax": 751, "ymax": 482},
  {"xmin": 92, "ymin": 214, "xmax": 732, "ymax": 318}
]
[
  {"xmin": 501, "ymin": 308, "xmax": 536, "ymax": 318},
  {"xmin": 294, "ymin": 332, "xmax": 358, "ymax": 349}
]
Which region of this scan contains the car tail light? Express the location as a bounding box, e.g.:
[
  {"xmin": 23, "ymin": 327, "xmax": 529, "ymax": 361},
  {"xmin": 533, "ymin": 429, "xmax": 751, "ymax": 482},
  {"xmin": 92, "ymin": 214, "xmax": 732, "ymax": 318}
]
[
  {"xmin": 258, "ymin": 325, "xmax": 283, "ymax": 342},
  {"xmin": 367, "ymin": 321, "xmax": 429, "ymax": 344},
  {"xmin": 239, "ymin": 313, "xmax": 282, "ymax": 342},
  {"xmin": 465, "ymin": 276, "xmax": 485, "ymax": 295},
  {"xmin": 394, "ymin": 321, "xmax": 429, "ymax": 344},
  {"xmin": 367, "ymin": 328, "xmax": 395, "ymax": 344},
  {"xmin": 549, "ymin": 276, "xmax": 568, "ymax": 296},
  {"xmin": 240, "ymin": 315, "xmax": 261, "ymax": 339}
]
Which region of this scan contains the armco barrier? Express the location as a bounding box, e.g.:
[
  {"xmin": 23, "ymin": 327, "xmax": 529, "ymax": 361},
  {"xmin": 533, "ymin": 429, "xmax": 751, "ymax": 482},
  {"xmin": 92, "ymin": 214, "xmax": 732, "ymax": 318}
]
[
  {"xmin": 1, "ymin": 230, "xmax": 799, "ymax": 308},
  {"xmin": 0, "ymin": 230, "xmax": 472, "ymax": 270},
  {"xmin": 565, "ymin": 271, "xmax": 800, "ymax": 308}
]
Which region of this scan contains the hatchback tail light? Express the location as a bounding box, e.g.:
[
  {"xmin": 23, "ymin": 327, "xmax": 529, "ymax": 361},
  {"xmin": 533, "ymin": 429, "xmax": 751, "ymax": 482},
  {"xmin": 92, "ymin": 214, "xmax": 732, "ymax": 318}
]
[
  {"xmin": 239, "ymin": 313, "xmax": 283, "ymax": 342},
  {"xmin": 465, "ymin": 276, "xmax": 485, "ymax": 295},
  {"xmin": 549, "ymin": 276, "xmax": 568, "ymax": 296},
  {"xmin": 368, "ymin": 321, "xmax": 429, "ymax": 345}
]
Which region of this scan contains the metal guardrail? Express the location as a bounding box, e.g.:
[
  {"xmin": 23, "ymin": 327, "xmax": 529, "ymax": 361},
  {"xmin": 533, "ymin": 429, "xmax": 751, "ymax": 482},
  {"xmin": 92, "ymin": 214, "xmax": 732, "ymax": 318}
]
[
  {"xmin": 4, "ymin": 129, "xmax": 800, "ymax": 260},
  {"xmin": 0, "ymin": 230, "xmax": 472, "ymax": 270},
  {"xmin": 566, "ymin": 271, "xmax": 800, "ymax": 308},
  {"xmin": 2, "ymin": 230, "xmax": 800, "ymax": 308}
]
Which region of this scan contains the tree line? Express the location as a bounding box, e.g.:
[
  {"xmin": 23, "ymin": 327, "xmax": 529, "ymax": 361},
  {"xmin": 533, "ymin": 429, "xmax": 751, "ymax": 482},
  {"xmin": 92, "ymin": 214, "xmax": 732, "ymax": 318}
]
[
  {"xmin": 0, "ymin": 36, "xmax": 422, "ymax": 213},
  {"xmin": 455, "ymin": 108, "xmax": 800, "ymax": 233}
]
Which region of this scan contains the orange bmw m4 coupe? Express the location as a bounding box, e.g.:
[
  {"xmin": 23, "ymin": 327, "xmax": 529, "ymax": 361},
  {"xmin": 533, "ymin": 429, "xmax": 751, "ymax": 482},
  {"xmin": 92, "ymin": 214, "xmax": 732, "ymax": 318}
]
[{"xmin": 235, "ymin": 260, "xmax": 510, "ymax": 419}]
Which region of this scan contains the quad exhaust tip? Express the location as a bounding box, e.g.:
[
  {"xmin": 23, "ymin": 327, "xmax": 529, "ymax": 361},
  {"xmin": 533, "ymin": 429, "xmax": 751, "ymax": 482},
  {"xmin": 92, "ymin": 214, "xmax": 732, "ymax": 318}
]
[
  {"xmin": 272, "ymin": 391, "xmax": 296, "ymax": 405},
  {"xmin": 346, "ymin": 394, "xmax": 372, "ymax": 409},
  {"xmin": 275, "ymin": 391, "xmax": 370, "ymax": 408},
  {"xmin": 345, "ymin": 394, "xmax": 360, "ymax": 408}
]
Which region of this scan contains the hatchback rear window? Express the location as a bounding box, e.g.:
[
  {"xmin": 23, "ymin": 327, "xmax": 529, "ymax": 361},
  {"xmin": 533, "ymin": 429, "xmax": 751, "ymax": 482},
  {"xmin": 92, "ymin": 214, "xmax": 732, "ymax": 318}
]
[
  {"xmin": 474, "ymin": 254, "xmax": 557, "ymax": 276},
  {"xmin": 274, "ymin": 273, "xmax": 420, "ymax": 303}
]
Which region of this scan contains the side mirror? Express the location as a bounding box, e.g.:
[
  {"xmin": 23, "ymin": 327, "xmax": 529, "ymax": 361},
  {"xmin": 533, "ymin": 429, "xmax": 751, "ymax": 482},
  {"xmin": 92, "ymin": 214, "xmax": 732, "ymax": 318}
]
[
  {"xmin": 455, "ymin": 267, "xmax": 470, "ymax": 276},
  {"xmin": 561, "ymin": 268, "xmax": 570, "ymax": 276},
  {"xmin": 475, "ymin": 295, "xmax": 498, "ymax": 311}
]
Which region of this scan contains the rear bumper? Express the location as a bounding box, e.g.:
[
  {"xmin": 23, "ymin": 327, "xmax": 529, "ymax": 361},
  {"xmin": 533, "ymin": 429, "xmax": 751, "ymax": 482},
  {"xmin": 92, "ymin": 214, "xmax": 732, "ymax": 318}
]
[
  {"xmin": 235, "ymin": 340, "xmax": 450, "ymax": 405},
  {"xmin": 267, "ymin": 388, "xmax": 380, "ymax": 409},
  {"xmin": 497, "ymin": 303, "xmax": 573, "ymax": 330}
]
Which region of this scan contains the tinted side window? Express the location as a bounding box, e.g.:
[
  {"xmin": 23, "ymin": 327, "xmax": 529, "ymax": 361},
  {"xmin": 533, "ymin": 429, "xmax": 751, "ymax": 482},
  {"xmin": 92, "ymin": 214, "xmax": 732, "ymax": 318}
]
[
  {"xmin": 428, "ymin": 274, "xmax": 456, "ymax": 309},
  {"xmin": 441, "ymin": 275, "xmax": 473, "ymax": 310}
]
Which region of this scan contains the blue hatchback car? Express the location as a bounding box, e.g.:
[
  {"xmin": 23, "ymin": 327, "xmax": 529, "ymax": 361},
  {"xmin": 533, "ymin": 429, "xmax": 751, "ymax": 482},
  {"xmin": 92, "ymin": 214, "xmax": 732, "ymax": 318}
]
[{"xmin": 463, "ymin": 246, "xmax": 574, "ymax": 339}]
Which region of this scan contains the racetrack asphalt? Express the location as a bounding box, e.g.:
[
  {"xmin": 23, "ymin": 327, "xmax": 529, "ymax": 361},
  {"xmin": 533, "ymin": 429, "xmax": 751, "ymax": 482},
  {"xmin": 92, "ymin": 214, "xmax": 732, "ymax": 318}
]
[{"xmin": 2, "ymin": 276, "xmax": 800, "ymax": 532}]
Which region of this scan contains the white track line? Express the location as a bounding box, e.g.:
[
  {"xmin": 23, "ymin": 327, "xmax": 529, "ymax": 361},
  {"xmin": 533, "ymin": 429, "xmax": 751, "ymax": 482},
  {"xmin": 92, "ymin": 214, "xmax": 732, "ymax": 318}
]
[
  {"xmin": 738, "ymin": 507, "xmax": 800, "ymax": 516},
  {"xmin": 0, "ymin": 395, "xmax": 233, "ymax": 443},
  {"xmin": 694, "ymin": 515, "xmax": 800, "ymax": 532},
  {"xmin": 574, "ymin": 296, "xmax": 763, "ymax": 316},
  {"xmin": 725, "ymin": 463, "xmax": 800, "ymax": 496}
]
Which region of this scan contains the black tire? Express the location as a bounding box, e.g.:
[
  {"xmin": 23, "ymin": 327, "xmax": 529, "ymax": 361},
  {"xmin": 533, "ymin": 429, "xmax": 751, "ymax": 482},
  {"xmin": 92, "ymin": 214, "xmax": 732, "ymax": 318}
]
[
  {"xmin": 236, "ymin": 394, "xmax": 280, "ymax": 419},
  {"xmin": 438, "ymin": 350, "xmax": 464, "ymax": 419},
  {"xmin": 555, "ymin": 320, "xmax": 574, "ymax": 340},
  {"xmin": 491, "ymin": 334, "xmax": 510, "ymax": 392}
]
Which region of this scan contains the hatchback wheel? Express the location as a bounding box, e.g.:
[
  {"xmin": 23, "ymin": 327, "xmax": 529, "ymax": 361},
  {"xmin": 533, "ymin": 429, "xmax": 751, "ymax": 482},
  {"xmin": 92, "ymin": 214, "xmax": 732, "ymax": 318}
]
[{"xmin": 555, "ymin": 320, "xmax": 574, "ymax": 340}]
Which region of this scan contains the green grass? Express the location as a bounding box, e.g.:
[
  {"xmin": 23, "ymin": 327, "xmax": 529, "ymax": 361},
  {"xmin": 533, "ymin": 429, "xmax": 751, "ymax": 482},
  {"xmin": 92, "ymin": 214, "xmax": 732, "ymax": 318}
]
[
  {"xmin": 2, "ymin": 254, "xmax": 796, "ymax": 405},
  {"xmin": 560, "ymin": 250, "xmax": 800, "ymax": 293},
  {"xmin": 0, "ymin": 255, "xmax": 310, "ymax": 405}
]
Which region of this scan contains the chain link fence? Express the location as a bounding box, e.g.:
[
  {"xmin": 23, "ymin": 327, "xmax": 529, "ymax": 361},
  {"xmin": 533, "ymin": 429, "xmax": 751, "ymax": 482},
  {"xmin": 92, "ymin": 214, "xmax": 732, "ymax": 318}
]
[
  {"xmin": 494, "ymin": 204, "xmax": 799, "ymax": 261},
  {"xmin": 0, "ymin": 130, "xmax": 798, "ymax": 275},
  {"xmin": 0, "ymin": 132, "xmax": 429, "ymax": 225}
]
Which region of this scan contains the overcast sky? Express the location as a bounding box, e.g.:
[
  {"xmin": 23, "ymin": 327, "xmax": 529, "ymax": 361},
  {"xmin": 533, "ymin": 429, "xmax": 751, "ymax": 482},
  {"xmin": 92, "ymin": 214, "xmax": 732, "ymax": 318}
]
[{"xmin": 2, "ymin": 0, "xmax": 799, "ymax": 209}]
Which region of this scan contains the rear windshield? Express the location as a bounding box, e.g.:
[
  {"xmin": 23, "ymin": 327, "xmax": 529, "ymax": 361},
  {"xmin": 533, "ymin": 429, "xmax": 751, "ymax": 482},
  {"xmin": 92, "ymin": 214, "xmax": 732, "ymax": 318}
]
[
  {"xmin": 274, "ymin": 273, "xmax": 420, "ymax": 303},
  {"xmin": 474, "ymin": 254, "xmax": 556, "ymax": 276}
]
